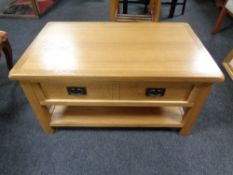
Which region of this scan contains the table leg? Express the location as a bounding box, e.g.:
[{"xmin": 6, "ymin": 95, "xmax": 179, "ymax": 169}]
[
  {"xmin": 110, "ymin": 0, "xmax": 119, "ymax": 21},
  {"xmin": 180, "ymin": 84, "xmax": 212, "ymax": 135},
  {"xmin": 168, "ymin": 0, "xmax": 177, "ymax": 18},
  {"xmin": 20, "ymin": 81, "xmax": 54, "ymax": 134},
  {"xmin": 123, "ymin": 0, "xmax": 128, "ymax": 14}
]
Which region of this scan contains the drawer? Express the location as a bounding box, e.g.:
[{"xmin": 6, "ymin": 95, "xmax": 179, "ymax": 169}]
[
  {"xmin": 119, "ymin": 82, "xmax": 193, "ymax": 101},
  {"xmin": 40, "ymin": 81, "xmax": 113, "ymax": 100}
]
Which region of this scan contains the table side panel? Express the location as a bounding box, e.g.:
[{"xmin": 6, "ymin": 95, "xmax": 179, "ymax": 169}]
[{"xmin": 31, "ymin": 80, "xmax": 202, "ymax": 107}]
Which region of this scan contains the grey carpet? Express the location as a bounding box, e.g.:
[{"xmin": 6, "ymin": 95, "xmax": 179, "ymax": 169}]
[{"xmin": 0, "ymin": 0, "xmax": 233, "ymax": 175}]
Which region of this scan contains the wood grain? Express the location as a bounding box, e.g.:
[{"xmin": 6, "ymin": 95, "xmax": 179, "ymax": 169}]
[
  {"xmin": 41, "ymin": 99, "xmax": 194, "ymax": 107},
  {"xmin": 223, "ymin": 49, "xmax": 233, "ymax": 80},
  {"xmin": 50, "ymin": 106, "xmax": 184, "ymax": 128},
  {"xmin": 119, "ymin": 82, "xmax": 193, "ymax": 101},
  {"xmin": 9, "ymin": 22, "xmax": 224, "ymax": 83},
  {"xmin": 40, "ymin": 81, "xmax": 113, "ymax": 100},
  {"xmin": 9, "ymin": 22, "xmax": 225, "ymax": 135},
  {"xmin": 179, "ymin": 84, "xmax": 212, "ymax": 135},
  {"xmin": 20, "ymin": 81, "xmax": 54, "ymax": 134}
]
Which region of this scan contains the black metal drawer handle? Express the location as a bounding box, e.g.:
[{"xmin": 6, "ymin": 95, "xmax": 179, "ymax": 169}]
[
  {"xmin": 145, "ymin": 88, "xmax": 166, "ymax": 97},
  {"xmin": 67, "ymin": 87, "xmax": 87, "ymax": 96}
]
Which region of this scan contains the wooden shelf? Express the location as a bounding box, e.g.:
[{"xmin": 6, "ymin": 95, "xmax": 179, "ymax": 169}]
[
  {"xmin": 116, "ymin": 14, "xmax": 152, "ymax": 22},
  {"xmin": 41, "ymin": 99, "xmax": 193, "ymax": 107},
  {"xmin": 50, "ymin": 106, "xmax": 184, "ymax": 128},
  {"xmin": 223, "ymin": 62, "xmax": 233, "ymax": 80}
]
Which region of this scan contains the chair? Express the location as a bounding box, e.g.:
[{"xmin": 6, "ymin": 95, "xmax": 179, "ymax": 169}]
[
  {"xmin": 222, "ymin": 49, "xmax": 233, "ymax": 80},
  {"xmin": 120, "ymin": 0, "xmax": 150, "ymax": 14},
  {"xmin": 0, "ymin": 31, "xmax": 13, "ymax": 70},
  {"xmin": 119, "ymin": 0, "xmax": 187, "ymax": 18},
  {"xmin": 110, "ymin": 0, "xmax": 161, "ymax": 22},
  {"xmin": 212, "ymin": 0, "xmax": 233, "ymax": 34}
]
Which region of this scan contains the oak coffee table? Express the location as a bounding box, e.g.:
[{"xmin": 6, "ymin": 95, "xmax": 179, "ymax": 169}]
[{"xmin": 9, "ymin": 22, "xmax": 224, "ymax": 135}]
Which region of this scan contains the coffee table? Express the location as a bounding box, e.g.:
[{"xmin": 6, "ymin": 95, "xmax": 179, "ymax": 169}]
[{"xmin": 9, "ymin": 22, "xmax": 224, "ymax": 135}]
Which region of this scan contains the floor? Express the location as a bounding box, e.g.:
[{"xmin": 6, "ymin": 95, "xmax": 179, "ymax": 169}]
[{"xmin": 0, "ymin": 0, "xmax": 233, "ymax": 175}]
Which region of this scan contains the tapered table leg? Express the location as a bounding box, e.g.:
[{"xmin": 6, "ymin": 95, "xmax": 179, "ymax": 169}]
[
  {"xmin": 20, "ymin": 81, "xmax": 54, "ymax": 134},
  {"xmin": 110, "ymin": 0, "xmax": 120, "ymax": 21},
  {"xmin": 180, "ymin": 84, "xmax": 212, "ymax": 135}
]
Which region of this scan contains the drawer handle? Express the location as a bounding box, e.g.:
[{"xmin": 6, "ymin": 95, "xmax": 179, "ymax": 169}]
[
  {"xmin": 67, "ymin": 87, "xmax": 87, "ymax": 96},
  {"xmin": 145, "ymin": 88, "xmax": 165, "ymax": 97}
]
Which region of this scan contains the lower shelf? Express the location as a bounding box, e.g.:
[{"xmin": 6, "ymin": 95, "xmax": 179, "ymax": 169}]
[{"xmin": 50, "ymin": 106, "xmax": 184, "ymax": 128}]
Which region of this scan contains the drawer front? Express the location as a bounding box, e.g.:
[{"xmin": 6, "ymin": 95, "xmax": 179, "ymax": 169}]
[
  {"xmin": 40, "ymin": 81, "xmax": 113, "ymax": 100},
  {"xmin": 119, "ymin": 82, "xmax": 193, "ymax": 101}
]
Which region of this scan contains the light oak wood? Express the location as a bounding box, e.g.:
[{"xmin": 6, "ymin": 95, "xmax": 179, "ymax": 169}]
[
  {"xmin": 110, "ymin": 0, "xmax": 161, "ymax": 22},
  {"xmin": 110, "ymin": 0, "xmax": 119, "ymax": 21},
  {"xmin": 50, "ymin": 106, "xmax": 184, "ymax": 127},
  {"xmin": 112, "ymin": 83, "xmax": 120, "ymax": 100},
  {"xmin": 37, "ymin": 81, "xmax": 193, "ymax": 101},
  {"xmin": 150, "ymin": 0, "xmax": 161, "ymax": 21},
  {"xmin": 40, "ymin": 81, "xmax": 113, "ymax": 100},
  {"xmin": 9, "ymin": 23, "xmax": 224, "ymax": 83},
  {"xmin": 20, "ymin": 81, "xmax": 54, "ymax": 134},
  {"xmin": 9, "ymin": 22, "xmax": 225, "ymax": 135},
  {"xmin": 119, "ymin": 82, "xmax": 193, "ymax": 101},
  {"xmin": 180, "ymin": 84, "xmax": 212, "ymax": 135},
  {"xmin": 116, "ymin": 14, "xmax": 152, "ymax": 22},
  {"xmin": 31, "ymin": 83, "xmax": 46, "ymax": 101},
  {"xmin": 223, "ymin": 49, "xmax": 233, "ymax": 80},
  {"xmin": 187, "ymin": 85, "xmax": 201, "ymax": 102},
  {"xmin": 41, "ymin": 99, "xmax": 194, "ymax": 107}
]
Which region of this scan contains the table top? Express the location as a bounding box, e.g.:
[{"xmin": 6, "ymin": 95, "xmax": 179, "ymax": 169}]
[{"xmin": 9, "ymin": 22, "xmax": 224, "ymax": 82}]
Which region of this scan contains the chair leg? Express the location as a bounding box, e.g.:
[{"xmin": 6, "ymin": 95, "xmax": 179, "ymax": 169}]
[
  {"xmin": 212, "ymin": 7, "xmax": 227, "ymax": 34},
  {"xmin": 123, "ymin": 0, "xmax": 128, "ymax": 14},
  {"xmin": 144, "ymin": 0, "xmax": 149, "ymax": 14},
  {"xmin": 2, "ymin": 40, "xmax": 13, "ymax": 70},
  {"xmin": 110, "ymin": 0, "xmax": 119, "ymax": 21},
  {"xmin": 168, "ymin": 0, "xmax": 177, "ymax": 18},
  {"xmin": 181, "ymin": 0, "xmax": 187, "ymax": 15}
]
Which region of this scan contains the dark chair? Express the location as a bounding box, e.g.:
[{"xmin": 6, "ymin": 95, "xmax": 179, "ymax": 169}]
[
  {"xmin": 120, "ymin": 0, "xmax": 187, "ymax": 18},
  {"xmin": 0, "ymin": 31, "xmax": 13, "ymax": 70},
  {"xmin": 212, "ymin": 0, "xmax": 233, "ymax": 34}
]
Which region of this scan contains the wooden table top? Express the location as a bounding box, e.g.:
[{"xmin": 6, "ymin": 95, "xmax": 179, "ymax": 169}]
[{"xmin": 9, "ymin": 22, "xmax": 224, "ymax": 82}]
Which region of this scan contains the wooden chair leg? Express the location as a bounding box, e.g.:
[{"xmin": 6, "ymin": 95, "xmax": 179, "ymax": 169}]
[
  {"xmin": 212, "ymin": 7, "xmax": 227, "ymax": 34},
  {"xmin": 110, "ymin": 0, "xmax": 120, "ymax": 21},
  {"xmin": 181, "ymin": 0, "xmax": 187, "ymax": 15},
  {"xmin": 150, "ymin": 0, "xmax": 160, "ymax": 21},
  {"xmin": 2, "ymin": 40, "xmax": 13, "ymax": 70}
]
